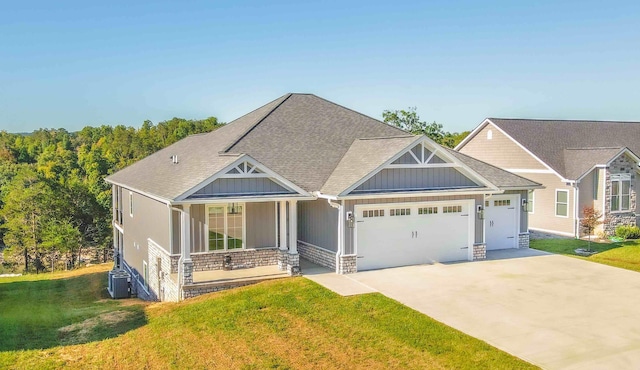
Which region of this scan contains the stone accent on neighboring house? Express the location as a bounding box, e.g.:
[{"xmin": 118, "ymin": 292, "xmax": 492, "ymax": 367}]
[
  {"xmin": 518, "ymin": 233, "xmax": 530, "ymax": 248},
  {"xmin": 147, "ymin": 240, "xmax": 180, "ymax": 302},
  {"xmin": 190, "ymin": 247, "xmax": 278, "ymax": 272},
  {"xmin": 298, "ymin": 242, "xmax": 336, "ymax": 271},
  {"xmin": 338, "ymin": 255, "xmax": 357, "ymax": 274},
  {"xmin": 473, "ymin": 243, "xmax": 486, "ymax": 260},
  {"xmin": 604, "ymin": 154, "xmax": 638, "ymax": 234}
]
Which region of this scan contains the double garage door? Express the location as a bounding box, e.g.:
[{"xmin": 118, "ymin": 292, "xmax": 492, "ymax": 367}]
[{"xmin": 355, "ymin": 200, "xmax": 474, "ymax": 271}]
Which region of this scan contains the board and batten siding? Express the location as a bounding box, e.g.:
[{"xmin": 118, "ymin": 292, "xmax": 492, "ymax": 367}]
[
  {"xmin": 343, "ymin": 195, "xmax": 484, "ymax": 255},
  {"xmin": 189, "ymin": 178, "xmax": 293, "ymax": 198},
  {"xmin": 459, "ymin": 123, "xmax": 547, "ymax": 170},
  {"xmin": 121, "ymin": 189, "xmax": 170, "ymax": 280},
  {"xmin": 298, "ymin": 199, "xmax": 339, "ymax": 252},
  {"xmin": 353, "ymin": 167, "xmax": 479, "ymax": 193}
]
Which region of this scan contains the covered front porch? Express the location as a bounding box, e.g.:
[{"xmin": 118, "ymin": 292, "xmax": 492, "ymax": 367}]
[{"xmin": 169, "ymin": 197, "xmax": 306, "ymax": 299}]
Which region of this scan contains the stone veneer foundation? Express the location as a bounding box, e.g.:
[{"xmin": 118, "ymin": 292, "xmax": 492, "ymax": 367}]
[
  {"xmin": 518, "ymin": 233, "xmax": 530, "ymax": 248},
  {"xmin": 473, "ymin": 243, "xmax": 486, "ymax": 260},
  {"xmin": 298, "ymin": 242, "xmax": 336, "ymax": 271}
]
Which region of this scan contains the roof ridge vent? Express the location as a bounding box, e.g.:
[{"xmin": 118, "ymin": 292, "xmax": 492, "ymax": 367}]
[{"xmin": 170, "ymin": 155, "xmax": 179, "ymax": 164}]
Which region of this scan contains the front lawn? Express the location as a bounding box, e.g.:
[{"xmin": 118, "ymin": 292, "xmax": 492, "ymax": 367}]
[
  {"xmin": 531, "ymin": 238, "xmax": 640, "ymax": 272},
  {"xmin": 0, "ymin": 264, "xmax": 536, "ymax": 369}
]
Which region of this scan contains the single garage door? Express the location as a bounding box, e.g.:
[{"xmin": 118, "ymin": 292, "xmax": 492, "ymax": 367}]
[
  {"xmin": 355, "ymin": 200, "xmax": 473, "ymax": 271},
  {"xmin": 485, "ymin": 194, "xmax": 519, "ymax": 250}
]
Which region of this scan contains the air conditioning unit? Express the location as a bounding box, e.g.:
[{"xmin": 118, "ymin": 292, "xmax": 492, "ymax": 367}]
[{"xmin": 108, "ymin": 269, "xmax": 131, "ymax": 299}]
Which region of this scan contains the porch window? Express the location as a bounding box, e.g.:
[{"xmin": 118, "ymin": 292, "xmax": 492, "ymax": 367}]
[
  {"xmin": 207, "ymin": 203, "xmax": 244, "ymax": 251},
  {"xmin": 611, "ymin": 174, "xmax": 631, "ymax": 212},
  {"xmin": 555, "ymin": 190, "xmax": 568, "ymax": 217}
]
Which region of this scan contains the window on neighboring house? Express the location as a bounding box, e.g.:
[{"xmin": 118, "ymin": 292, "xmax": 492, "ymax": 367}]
[
  {"xmin": 207, "ymin": 203, "xmax": 244, "ymax": 251},
  {"xmin": 611, "ymin": 174, "xmax": 631, "ymax": 212},
  {"xmin": 555, "ymin": 190, "xmax": 569, "ymax": 217},
  {"xmin": 527, "ymin": 190, "xmax": 534, "ymax": 213},
  {"xmin": 129, "ymin": 192, "xmax": 133, "ymax": 217}
]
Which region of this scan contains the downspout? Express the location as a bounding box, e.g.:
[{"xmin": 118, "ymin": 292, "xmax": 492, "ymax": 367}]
[
  {"xmin": 573, "ymin": 183, "xmax": 580, "ymax": 239},
  {"xmin": 327, "ymin": 199, "xmax": 342, "ymax": 273}
]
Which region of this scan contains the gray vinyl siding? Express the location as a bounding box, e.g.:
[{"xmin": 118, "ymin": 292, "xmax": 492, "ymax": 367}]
[
  {"xmin": 298, "ymin": 199, "xmax": 339, "ymax": 252},
  {"xmin": 343, "ymin": 195, "xmax": 484, "ymax": 255},
  {"xmin": 246, "ymin": 202, "xmax": 277, "ymax": 248},
  {"xmin": 172, "ymin": 202, "xmax": 277, "ymax": 253},
  {"xmin": 189, "ymin": 177, "xmax": 293, "ymax": 198},
  {"xmin": 121, "ymin": 189, "xmax": 170, "ymax": 282},
  {"xmin": 353, "ymin": 168, "xmax": 479, "ymax": 193},
  {"xmin": 503, "ymin": 190, "xmax": 528, "ymax": 233}
]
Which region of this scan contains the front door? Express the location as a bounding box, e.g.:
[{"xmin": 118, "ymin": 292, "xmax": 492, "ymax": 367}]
[{"xmin": 485, "ymin": 195, "xmax": 518, "ymax": 250}]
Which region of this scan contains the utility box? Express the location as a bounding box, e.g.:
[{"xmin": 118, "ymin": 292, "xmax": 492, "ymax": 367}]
[{"xmin": 108, "ymin": 269, "xmax": 131, "ymax": 299}]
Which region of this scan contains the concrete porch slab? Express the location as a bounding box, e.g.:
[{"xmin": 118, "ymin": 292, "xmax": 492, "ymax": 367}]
[{"xmin": 300, "ymin": 258, "xmax": 377, "ymax": 296}]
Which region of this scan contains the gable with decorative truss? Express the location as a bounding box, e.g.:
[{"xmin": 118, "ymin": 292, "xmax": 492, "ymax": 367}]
[
  {"xmin": 182, "ymin": 157, "xmax": 309, "ymax": 200},
  {"xmin": 349, "ymin": 140, "xmax": 486, "ymax": 194}
]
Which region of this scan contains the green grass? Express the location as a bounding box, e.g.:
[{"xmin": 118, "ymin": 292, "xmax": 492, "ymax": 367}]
[
  {"xmin": 0, "ymin": 265, "xmax": 536, "ymax": 369},
  {"xmin": 531, "ymin": 238, "xmax": 640, "ymax": 272}
]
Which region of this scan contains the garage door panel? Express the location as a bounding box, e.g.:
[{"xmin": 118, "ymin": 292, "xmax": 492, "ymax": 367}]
[{"xmin": 356, "ymin": 201, "xmax": 472, "ymax": 271}]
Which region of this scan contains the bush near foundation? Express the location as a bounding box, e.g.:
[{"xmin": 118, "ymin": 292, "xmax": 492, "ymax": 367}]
[{"xmin": 615, "ymin": 225, "xmax": 640, "ymax": 240}]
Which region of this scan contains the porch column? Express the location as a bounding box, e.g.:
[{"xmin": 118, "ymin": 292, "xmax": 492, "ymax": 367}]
[
  {"xmin": 288, "ymin": 200, "xmax": 298, "ymax": 254},
  {"xmin": 181, "ymin": 204, "xmax": 193, "ymax": 285},
  {"xmin": 279, "ymin": 201, "xmax": 288, "ymax": 250}
]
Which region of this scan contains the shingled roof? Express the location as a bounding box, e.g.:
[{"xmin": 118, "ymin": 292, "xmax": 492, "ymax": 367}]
[
  {"xmin": 107, "ymin": 94, "xmax": 541, "ymax": 201},
  {"xmin": 463, "ymin": 118, "xmax": 640, "ymax": 180}
]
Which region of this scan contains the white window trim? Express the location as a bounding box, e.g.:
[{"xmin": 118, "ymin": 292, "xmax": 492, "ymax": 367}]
[
  {"xmin": 129, "ymin": 191, "xmax": 133, "ymax": 218},
  {"xmin": 527, "ymin": 190, "xmax": 535, "ymax": 214},
  {"xmin": 610, "ymin": 173, "xmax": 631, "ymax": 213},
  {"xmin": 205, "ymin": 203, "xmax": 247, "ymax": 251},
  {"xmin": 555, "ymin": 189, "xmax": 569, "ymax": 218}
]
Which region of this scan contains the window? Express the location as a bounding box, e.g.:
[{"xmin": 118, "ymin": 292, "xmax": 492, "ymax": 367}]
[
  {"xmin": 207, "ymin": 203, "xmax": 244, "ymax": 251},
  {"xmin": 555, "ymin": 190, "xmax": 568, "ymax": 217},
  {"xmin": 527, "ymin": 190, "xmax": 534, "ymax": 213},
  {"xmin": 362, "ymin": 209, "xmax": 384, "ymax": 218},
  {"xmin": 494, "ymin": 199, "xmax": 511, "ymax": 207},
  {"xmin": 443, "ymin": 205, "xmax": 462, "ymax": 213},
  {"xmin": 129, "ymin": 192, "xmax": 133, "ymax": 217},
  {"xmin": 390, "ymin": 208, "xmax": 411, "ymax": 216},
  {"xmin": 418, "ymin": 207, "xmax": 438, "ymax": 215},
  {"xmin": 611, "ymin": 174, "xmax": 631, "ymax": 212}
]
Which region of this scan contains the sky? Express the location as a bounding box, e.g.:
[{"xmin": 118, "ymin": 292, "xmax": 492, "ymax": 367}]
[{"xmin": 1, "ymin": 0, "xmax": 639, "ymax": 133}]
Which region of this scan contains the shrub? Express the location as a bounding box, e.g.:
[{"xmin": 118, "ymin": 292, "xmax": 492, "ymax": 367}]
[{"xmin": 615, "ymin": 225, "xmax": 640, "ymax": 240}]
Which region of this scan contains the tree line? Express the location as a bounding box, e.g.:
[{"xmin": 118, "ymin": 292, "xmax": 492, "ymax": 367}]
[
  {"xmin": 0, "ymin": 117, "xmax": 221, "ymax": 273},
  {"xmin": 0, "ymin": 106, "xmax": 462, "ymax": 274}
]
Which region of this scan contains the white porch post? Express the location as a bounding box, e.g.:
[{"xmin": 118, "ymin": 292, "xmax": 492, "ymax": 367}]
[
  {"xmin": 288, "ymin": 200, "xmax": 298, "ymax": 254},
  {"xmin": 286, "ymin": 200, "xmax": 300, "ymax": 274},
  {"xmin": 181, "ymin": 204, "xmax": 193, "ymax": 285},
  {"xmin": 279, "ymin": 201, "xmax": 288, "ymax": 250}
]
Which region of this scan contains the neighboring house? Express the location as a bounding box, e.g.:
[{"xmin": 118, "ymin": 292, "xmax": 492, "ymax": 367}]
[
  {"xmin": 457, "ymin": 118, "xmax": 640, "ymax": 237},
  {"xmin": 106, "ymin": 94, "xmax": 540, "ymax": 301}
]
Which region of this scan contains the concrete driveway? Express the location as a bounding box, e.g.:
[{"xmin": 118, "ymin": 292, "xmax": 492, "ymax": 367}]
[{"xmin": 347, "ymin": 249, "xmax": 640, "ymax": 369}]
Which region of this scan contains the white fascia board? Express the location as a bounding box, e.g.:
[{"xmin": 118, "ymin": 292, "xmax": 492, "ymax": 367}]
[
  {"xmin": 338, "ymin": 188, "xmax": 501, "ymax": 201},
  {"xmin": 454, "ymin": 118, "xmax": 491, "ymax": 150},
  {"xmin": 339, "ymin": 136, "xmax": 500, "ymax": 196},
  {"xmin": 175, "ymin": 154, "xmax": 312, "ymax": 201},
  {"xmin": 104, "ymin": 179, "xmax": 172, "ymax": 205}
]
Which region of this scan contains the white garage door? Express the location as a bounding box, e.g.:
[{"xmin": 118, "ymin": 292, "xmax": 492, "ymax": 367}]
[
  {"xmin": 485, "ymin": 194, "xmax": 519, "ymax": 250},
  {"xmin": 355, "ymin": 201, "xmax": 473, "ymax": 271}
]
